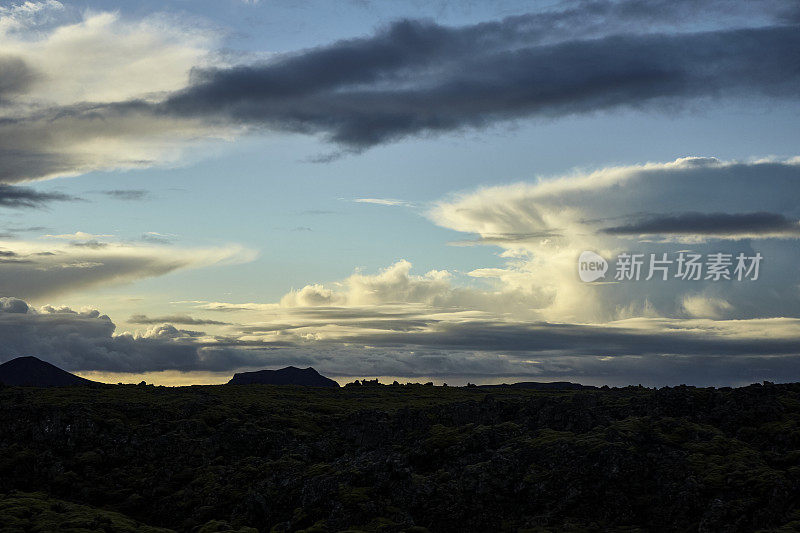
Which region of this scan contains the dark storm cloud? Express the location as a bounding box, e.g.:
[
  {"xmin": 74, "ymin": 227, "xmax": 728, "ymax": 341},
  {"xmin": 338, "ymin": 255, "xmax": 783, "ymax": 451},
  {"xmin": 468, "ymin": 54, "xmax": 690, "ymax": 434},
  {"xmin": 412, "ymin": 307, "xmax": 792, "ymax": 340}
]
[
  {"xmin": 602, "ymin": 212, "xmax": 800, "ymax": 237},
  {"xmin": 0, "ymin": 184, "xmax": 76, "ymax": 208},
  {"xmin": 158, "ymin": 21, "xmax": 800, "ymax": 149}
]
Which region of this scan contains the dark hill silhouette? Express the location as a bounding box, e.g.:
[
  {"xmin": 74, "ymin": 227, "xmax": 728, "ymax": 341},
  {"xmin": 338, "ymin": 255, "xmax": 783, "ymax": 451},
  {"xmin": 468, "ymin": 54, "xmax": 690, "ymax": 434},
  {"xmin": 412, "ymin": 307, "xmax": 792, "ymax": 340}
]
[
  {"xmin": 0, "ymin": 356, "xmax": 98, "ymax": 387},
  {"xmin": 478, "ymin": 381, "xmax": 596, "ymax": 390},
  {"xmin": 228, "ymin": 366, "xmax": 339, "ymax": 387}
]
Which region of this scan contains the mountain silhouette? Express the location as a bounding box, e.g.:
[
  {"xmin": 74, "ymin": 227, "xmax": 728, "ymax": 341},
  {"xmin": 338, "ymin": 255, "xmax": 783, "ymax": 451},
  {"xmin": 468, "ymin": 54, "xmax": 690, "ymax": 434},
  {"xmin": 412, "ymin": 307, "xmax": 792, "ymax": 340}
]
[
  {"xmin": 228, "ymin": 366, "xmax": 339, "ymax": 387},
  {"xmin": 0, "ymin": 356, "xmax": 98, "ymax": 387},
  {"xmin": 478, "ymin": 381, "xmax": 596, "ymax": 390}
]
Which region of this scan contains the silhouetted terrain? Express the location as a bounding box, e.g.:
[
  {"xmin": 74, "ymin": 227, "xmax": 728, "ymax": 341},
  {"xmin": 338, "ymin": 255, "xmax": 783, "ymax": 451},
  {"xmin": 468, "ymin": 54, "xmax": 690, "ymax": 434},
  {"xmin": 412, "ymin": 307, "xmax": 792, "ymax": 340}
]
[
  {"xmin": 477, "ymin": 381, "xmax": 596, "ymax": 390},
  {"xmin": 228, "ymin": 366, "xmax": 339, "ymax": 387},
  {"xmin": 1, "ymin": 381, "xmax": 799, "ymax": 532},
  {"xmin": 0, "ymin": 356, "xmax": 97, "ymax": 387}
]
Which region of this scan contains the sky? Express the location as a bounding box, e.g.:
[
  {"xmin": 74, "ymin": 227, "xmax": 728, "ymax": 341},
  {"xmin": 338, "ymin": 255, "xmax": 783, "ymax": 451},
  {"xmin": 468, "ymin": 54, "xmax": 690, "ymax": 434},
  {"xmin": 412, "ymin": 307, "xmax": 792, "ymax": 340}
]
[{"xmin": 0, "ymin": 0, "xmax": 799, "ymax": 387}]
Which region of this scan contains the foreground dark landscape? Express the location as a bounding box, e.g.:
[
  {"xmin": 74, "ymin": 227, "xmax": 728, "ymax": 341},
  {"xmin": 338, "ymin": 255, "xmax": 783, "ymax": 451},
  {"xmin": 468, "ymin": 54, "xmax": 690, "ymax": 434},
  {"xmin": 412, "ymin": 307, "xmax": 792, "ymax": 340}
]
[{"xmin": 1, "ymin": 380, "xmax": 799, "ymax": 532}]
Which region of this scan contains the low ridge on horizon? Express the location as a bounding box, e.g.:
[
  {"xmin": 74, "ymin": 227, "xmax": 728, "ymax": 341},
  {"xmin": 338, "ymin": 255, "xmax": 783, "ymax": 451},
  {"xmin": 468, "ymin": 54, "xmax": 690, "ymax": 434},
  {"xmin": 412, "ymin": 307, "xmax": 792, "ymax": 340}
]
[
  {"xmin": 476, "ymin": 381, "xmax": 597, "ymax": 390},
  {"xmin": 1, "ymin": 356, "xmax": 786, "ymax": 389},
  {"xmin": 227, "ymin": 365, "xmax": 340, "ymax": 387}
]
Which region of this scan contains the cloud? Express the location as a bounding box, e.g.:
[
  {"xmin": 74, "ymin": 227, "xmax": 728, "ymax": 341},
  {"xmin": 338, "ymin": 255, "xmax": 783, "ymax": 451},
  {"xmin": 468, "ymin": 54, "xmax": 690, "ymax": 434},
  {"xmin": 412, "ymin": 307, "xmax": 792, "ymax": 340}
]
[
  {"xmin": 277, "ymin": 260, "xmax": 546, "ymax": 315},
  {"xmin": 0, "ymin": 298, "xmax": 295, "ymax": 374},
  {"xmin": 0, "ymin": 1, "xmax": 66, "ymax": 34},
  {"xmin": 681, "ymin": 294, "xmax": 733, "ymax": 319},
  {"xmin": 0, "ymin": 302, "xmax": 212, "ymax": 373},
  {"xmin": 128, "ymin": 313, "xmax": 230, "ymax": 326},
  {"xmin": 0, "ymin": 239, "xmax": 255, "ymax": 300},
  {"xmin": 2, "ymin": 3, "xmax": 800, "ymax": 182},
  {"xmin": 426, "ymin": 157, "xmax": 800, "ymax": 320},
  {"xmin": 0, "ymin": 156, "xmax": 794, "ymax": 383},
  {"xmin": 1, "ymin": 10, "xmax": 215, "ymax": 105},
  {"xmin": 0, "ymin": 184, "xmax": 76, "ymax": 208},
  {"xmin": 159, "ymin": 18, "xmax": 800, "ymax": 151},
  {"xmin": 428, "ymin": 158, "xmax": 800, "ymax": 244},
  {"xmin": 323, "ymin": 318, "xmax": 800, "ymax": 358},
  {"xmin": 602, "ymin": 212, "xmax": 800, "ymax": 239},
  {"xmin": 0, "ymin": 55, "xmax": 38, "ymax": 101},
  {"xmin": 354, "ymin": 198, "xmax": 411, "ymax": 206},
  {"xmin": 43, "ymin": 231, "xmax": 114, "ymax": 240},
  {"xmin": 0, "ymin": 6, "xmax": 798, "ymax": 385},
  {"xmin": 99, "ymin": 189, "xmax": 151, "ymax": 201},
  {"xmin": 0, "ymin": 9, "xmax": 227, "ymax": 183},
  {"xmin": 68, "ymin": 240, "xmax": 108, "ymax": 249},
  {"xmin": 3, "ymin": 226, "xmax": 47, "ymax": 232},
  {"xmin": 140, "ymin": 232, "xmax": 177, "ymax": 245},
  {"xmin": 1, "ymin": 295, "xmax": 799, "ymax": 386},
  {"xmin": 0, "ymin": 297, "xmax": 29, "ymax": 313},
  {"xmin": 0, "ymin": 102, "xmax": 228, "ymax": 184},
  {"xmin": 0, "ymin": 226, "xmax": 797, "ymax": 384}
]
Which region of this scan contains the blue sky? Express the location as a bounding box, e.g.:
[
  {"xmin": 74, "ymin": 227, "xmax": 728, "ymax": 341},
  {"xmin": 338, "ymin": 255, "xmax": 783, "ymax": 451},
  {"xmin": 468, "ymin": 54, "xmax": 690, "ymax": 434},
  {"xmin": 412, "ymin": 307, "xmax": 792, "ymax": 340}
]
[{"xmin": 1, "ymin": 0, "xmax": 799, "ymax": 386}]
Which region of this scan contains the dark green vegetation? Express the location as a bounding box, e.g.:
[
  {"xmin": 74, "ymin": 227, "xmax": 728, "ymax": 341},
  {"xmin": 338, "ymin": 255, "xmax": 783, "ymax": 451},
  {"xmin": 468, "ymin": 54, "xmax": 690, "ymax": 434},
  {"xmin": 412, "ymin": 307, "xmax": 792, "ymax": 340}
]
[
  {"xmin": 1, "ymin": 382, "xmax": 799, "ymax": 532},
  {"xmin": 0, "ymin": 492, "xmax": 172, "ymax": 533}
]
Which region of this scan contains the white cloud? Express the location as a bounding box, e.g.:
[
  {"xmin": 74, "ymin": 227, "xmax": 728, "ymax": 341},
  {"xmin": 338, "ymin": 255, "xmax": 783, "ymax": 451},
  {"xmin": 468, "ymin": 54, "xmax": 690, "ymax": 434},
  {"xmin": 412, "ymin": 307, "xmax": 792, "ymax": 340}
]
[
  {"xmin": 281, "ymin": 260, "xmax": 450, "ymax": 307},
  {"xmin": 682, "ymin": 294, "xmax": 733, "ymax": 319},
  {"xmin": 0, "ymin": 8, "xmax": 234, "ymax": 184},
  {"xmin": 353, "ymin": 198, "xmax": 411, "ymax": 207},
  {"xmin": 1, "ymin": 10, "xmax": 216, "ymax": 105},
  {"xmin": 0, "ymin": 1, "xmax": 65, "ymax": 34},
  {"xmin": 277, "ymin": 260, "xmax": 551, "ymax": 316},
  {"xmin": 428, "ymin": 157, "xmax": 800, "ymax": 322},
  {"xmin": 43, "ymin": 231, "xmax": 114, "ymax": 240}
]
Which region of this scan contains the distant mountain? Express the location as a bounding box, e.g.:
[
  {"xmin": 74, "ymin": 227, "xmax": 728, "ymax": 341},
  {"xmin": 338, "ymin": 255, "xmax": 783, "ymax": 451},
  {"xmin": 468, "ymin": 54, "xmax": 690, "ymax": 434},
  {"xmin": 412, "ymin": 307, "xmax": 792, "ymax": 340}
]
[
  {"xmin": 0, "ymin": 356, "xmax": 98, "ymax": 387},
  {"xmin": 478, "ymin": 381, "xmax": 596, "ymax": 390},
  {"xmin": 228, "ymin": 366, "xmax": 339, "ymax": 387}
]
